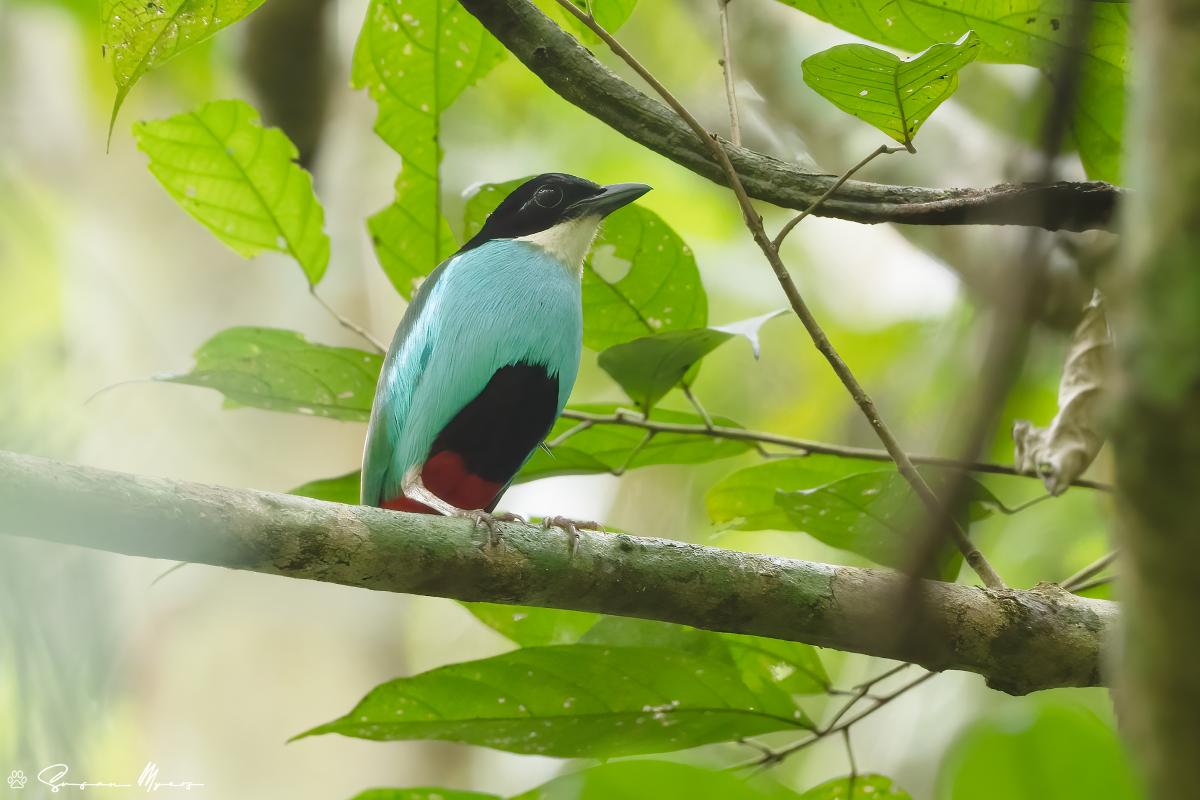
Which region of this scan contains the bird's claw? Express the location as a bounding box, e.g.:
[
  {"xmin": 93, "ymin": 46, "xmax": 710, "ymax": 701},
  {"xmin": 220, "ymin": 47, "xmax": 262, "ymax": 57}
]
[
  {"xmin": 455, "ymin": 509, "xmax": 508, "ymax": 548},
  {"xmin": 540, "ymin": 515, "xmax": 605, "ymax": 555}
]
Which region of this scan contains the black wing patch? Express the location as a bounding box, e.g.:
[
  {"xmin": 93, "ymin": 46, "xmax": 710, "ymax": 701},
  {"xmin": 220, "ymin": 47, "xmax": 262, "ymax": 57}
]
[{"xmin": 429, "ymin": 363, "xmax": 560, "ymax": 484}]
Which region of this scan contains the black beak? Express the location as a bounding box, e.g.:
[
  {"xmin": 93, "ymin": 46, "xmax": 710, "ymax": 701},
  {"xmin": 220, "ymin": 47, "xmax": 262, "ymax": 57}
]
[{"xmin": 567, "ymin": 182, "xmax": 652, "ymax": 217}]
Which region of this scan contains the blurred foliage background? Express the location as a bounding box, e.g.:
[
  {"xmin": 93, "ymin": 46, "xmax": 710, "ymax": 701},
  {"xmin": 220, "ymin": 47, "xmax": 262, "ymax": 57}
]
[{"xmin": 0, "ymin": 0, "xmax": 1130, "ymax": 797}]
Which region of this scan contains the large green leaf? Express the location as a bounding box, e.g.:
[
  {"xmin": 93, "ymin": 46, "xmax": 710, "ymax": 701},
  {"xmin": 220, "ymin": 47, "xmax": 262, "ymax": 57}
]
[
  {"xmin": 516, "ymin": 404, "xmax": 751, "ymax": 482},
  {"xmin": 134, "ymin": 100, "xmax": 330, "ymax": 285},
  {"xmin": 296, "ymin": 644, "xmax": 811, "ymax": 757},
  {"xmin": 777, "ymin": 0, "xmax": 1128, "ymax": 181},
  {"xmin": 936, "ymin": 704, "xmax": 1140, "ymax": 799},
  {"xmin": 597, "ymin": 311, "xmax": 784, "ymax": 412},
  {"xmin": 801, "ymin": 775, "xmax": 912, "ymax": 799},
  {"xmin": 354, "ymin": 0, "xmax": 505, "ymax": 297},
  {"xmin": 104, "ymin": 0, "xmax": 266, "ymax": 138},
  {"xmin": 159, "ymin": 327, "xmax": 381, "ymax": 420},
  {"xmin": 463, "ymin": 603, "xmax": 601, "ymax": 647},
  {"xmin": 582, "ymin": 616, "xmax": 829, "ymax": 699},
  {"xmin": 462, "ymin": 180, "xmax": 707, "ymax": 348},
  {"xmin": 356, "ymin": 761, "xmax": 799, "ymax": 800},
  {"xmin": 707, "ymin": 456, "xmax": 883, "ymax": 532},
  {"xmin": 802, "ymin": 33, "xmax": 981, "ymax": 148},
  {"xmin": 774, "ymin": 469, "xmax": 999, "ymax": 578}
]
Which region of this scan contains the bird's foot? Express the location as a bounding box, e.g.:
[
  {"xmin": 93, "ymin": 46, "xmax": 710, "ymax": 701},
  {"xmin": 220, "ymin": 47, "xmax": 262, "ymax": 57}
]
[
  {"xmin": 540, "ymin": 515, "xmax": 605, "ymax": 555},
  {"xmin": 453, "ymin": 509, "xmax": 514, "ymax": 548}
]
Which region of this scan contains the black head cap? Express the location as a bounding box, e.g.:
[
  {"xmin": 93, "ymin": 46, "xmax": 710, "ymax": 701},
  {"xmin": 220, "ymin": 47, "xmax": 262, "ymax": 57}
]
[{"xmin": 459, "ymin": 173, "xmax": 650, "ymax": 254}]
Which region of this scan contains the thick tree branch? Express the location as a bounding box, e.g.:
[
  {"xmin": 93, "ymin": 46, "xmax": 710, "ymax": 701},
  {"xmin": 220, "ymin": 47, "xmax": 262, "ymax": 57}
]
[
  {"xmin": 459, "ymin": 0, "xmax": 1121, "ymax": 232},
  {"xmin": 0, "ymin": 449, "xmax": 1113, "ymax": 695}
]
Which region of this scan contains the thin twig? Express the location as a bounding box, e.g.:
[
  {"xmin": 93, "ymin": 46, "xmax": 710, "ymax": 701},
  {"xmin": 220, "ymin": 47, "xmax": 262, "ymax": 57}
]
[
  {"xmin": 717, "ymin": 0, "xmax": 741, "ymax": 146},
  {"xmin": 552, "ymin": 0, "xmax": 1006, "ymax": 589},
  {"xmin": 734, "ymin": 669, "xmax": 937, "ymax": 771},
  {"xmin": 1068, "ymin": 574, "xmax": 1114, "ymax": 594},
  {"xmin": 682, "ymin": 385, "xmax": 716, "ymax": 429},
  {"xmin": 556, "ymin": 409, "xmax": 1113, "ymax": 490},
  {"xmin": 773, "ymin": 144, "xmax": 905, "ymax": 250},
  {"xmin": 1061, "ymin": 550, "xmax": 1118, "ymax": 592},
  {"xmin": 310, "ymin": 287, "xmax": 387, "ymax": 353},
  {"xmin": 843, "ymin": 728, "xmax": 858, "ymax": 795}
]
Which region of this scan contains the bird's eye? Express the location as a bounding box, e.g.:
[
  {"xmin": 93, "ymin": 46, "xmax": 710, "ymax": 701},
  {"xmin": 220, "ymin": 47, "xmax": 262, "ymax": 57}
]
[{"xmin": 533, "ymin": 185, "xmax": 563, "ymax": 208}]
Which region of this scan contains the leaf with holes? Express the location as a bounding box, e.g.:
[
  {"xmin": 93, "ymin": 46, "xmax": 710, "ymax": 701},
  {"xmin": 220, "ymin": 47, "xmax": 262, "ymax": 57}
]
[
  {"xmin": 800, "ymin": 774, "xmax": 912, "ymax": 799},
  {"xmin": 775, "ymin": 469, "xmax": 1000, "ymax": 579},
  {"xmin": 515, "ymin": 404, "xmax": 751, "ymax": 482},
  {"xmin": 295, "ymin": 644, "xmax": 812, "ymax": 757},
  {"xmin": 134, "ymin": 99, "xmax": 330, "ymax": 284},
  {"xmin": 159, "ymin": 327, "xmax": 381, "ymax": 420},
  {"xmin": 597, "ymin": 311, "xmax": 784, "ymax": 413},
  {"xmin": 779, "ymin": 0, "xmax": 1127, "ymax": 181},
  {"xmin": 354, "ymin": 0, "xmax": 505, "ymax": 297},
  {"xmin": 802, "ymin": 32, "xmax": 981, "ymax": 148},
  {"xmin": 463, "ymin": 179, "xmax": 707, "ymax": 349},
  {"xmin": 104, "ymin": 0, "xmax": 267, "ymax": 139},
  {"xmin": 582, "ymin": 616, "xmax": 829, "ymax": 699}
]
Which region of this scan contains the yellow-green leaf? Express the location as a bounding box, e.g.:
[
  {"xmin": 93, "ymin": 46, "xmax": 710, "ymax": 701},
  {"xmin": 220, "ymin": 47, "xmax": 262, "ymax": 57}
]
[
  {"xmin": 802, "ymin": 32, "xmax": 982, "ymax": 148},
  {"xmin": 353, "ymin": 0, "xmax": 505, "ymax": 297},
  {"xmin": 134, "ymin": 99, "xmax": 330, "ymax": 284},
  {"xmin": 104, "ymin": 0, "xmax": 267, "ymax": 140}
]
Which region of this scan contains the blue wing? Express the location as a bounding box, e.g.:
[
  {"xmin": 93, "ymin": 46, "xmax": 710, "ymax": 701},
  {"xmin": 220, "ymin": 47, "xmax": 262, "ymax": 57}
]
[{"xmin": 361, "ymin": 240, "xmax": 583, "ymax": 506}]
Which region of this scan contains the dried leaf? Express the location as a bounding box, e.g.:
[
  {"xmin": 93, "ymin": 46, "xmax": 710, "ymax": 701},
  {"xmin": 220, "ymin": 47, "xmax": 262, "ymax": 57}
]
[{"xmin": 1013, "ymin": 293, "xmax": 1112, "ymax": 494}]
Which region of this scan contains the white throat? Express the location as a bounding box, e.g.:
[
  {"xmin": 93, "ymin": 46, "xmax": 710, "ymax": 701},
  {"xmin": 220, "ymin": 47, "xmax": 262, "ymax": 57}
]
[{"xmin": 515, "ymin": 215, "xmax": 602, "ymax": 274}]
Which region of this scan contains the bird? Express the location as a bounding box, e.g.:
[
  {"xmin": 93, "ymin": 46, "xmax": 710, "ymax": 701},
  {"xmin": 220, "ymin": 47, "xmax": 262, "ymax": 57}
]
[{"xmin": 361, "ymin": 173, "xmax": 651, "ymax": 543}]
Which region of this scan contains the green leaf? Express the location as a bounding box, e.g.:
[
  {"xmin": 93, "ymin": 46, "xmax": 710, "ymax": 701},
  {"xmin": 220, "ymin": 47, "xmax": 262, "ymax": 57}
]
[
  {"xmin": 777, "ymin": 0, "xmax": 1128, "ymax": 181},
  {"xmin": 104, "ymin": 0, "xmax": 266, "ymax": 139},
  {"xmin": 515, "ymin": 404, "xmax": 752, "ymax": 482},
  {"xmin": 463, "ymin": 603, "xmax": 601, "ymax": 647},
  {"xmin": 291, "ymin": 471, "xmax": 361, "ymax": 504},
  {"xmin": 354, "ymin": 0, "xmax": 505, "ymax": 297},
  {"xmin": 517, "ymin": 761, "xmax": 798, "ymax": 800},
  {"xmin": 296, "ymin": 644, "xmax": 811, "ymax": 757},
  {"xmin": 801, "ymin": 774, "xmax": 912, "ymax": 799},
  {"xmin": 936, "ymin": 704, "xmax": 1140, "ymax": 799},
  {"xmin": 353, "ymin": 791, "xmax": 498, "ymax": 800},
  {"xmin": 801, "ymin": 33, "xmax": 981, "ymax": 148},
  {"xmin": 775, "ymin": 469, "xmax": 999, "ymax": 578},
  {"xmin": 360, "ymin": 761, "xmax": 799, "ymax": 800},
  {"xmin": 707, "ymin": 456, "xmax": 881, "ymax": 532},
  {"xmin": 159, "ymin": 327, "xmax": 381, "ymax": 420},
  {"xmin": 583, "ymin": 617, "xmax": 829, "ymax": 699},
  {"xmin": 133, "ymin": 99, "xmax": 330, "ymax": 285},
  {"xmin": 597, "ymin": 311, "xmax": 784, "ymax": 412},
  {"xmin": 463, "ymin": 180, "xmax": 708, "ymax": 348}
]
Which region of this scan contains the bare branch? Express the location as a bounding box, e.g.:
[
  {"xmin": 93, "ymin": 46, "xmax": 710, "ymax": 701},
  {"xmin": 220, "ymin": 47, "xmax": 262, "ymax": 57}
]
[
  {"xmin": 457, "ymin": 0, "xmax": 1121, "ymax": 232},
  {"xmin": 0, "ymin": 449, "xmax": 1113, "ymax": 695},
  {"xmin": 717, "ymin": 0, "xmax": 741, "ymax": 147}
]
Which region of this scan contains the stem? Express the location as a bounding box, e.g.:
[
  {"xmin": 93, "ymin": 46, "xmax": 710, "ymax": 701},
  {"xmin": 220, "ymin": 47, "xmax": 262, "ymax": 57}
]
[
  {"xmin": 1060, "ymin": 550, "xmax": 1118, "ymax": 592},
  {"xmin": 717, "ymin": 0, "xmax": 741, "ymax": 146},
  {"xmin": 773, "ymin": 144, "xmax": 905, "ymax": 250},
  {"xmin": 310, "ymin": 287, "xmax": 387, "ymax": 353},
  {"xmin": 552, "ymin": 0, "xmax": 1006, "ymax": 589},
  {"xmin": 556, "ymin": 409, "xmax": 1112, "ymax": 490}
]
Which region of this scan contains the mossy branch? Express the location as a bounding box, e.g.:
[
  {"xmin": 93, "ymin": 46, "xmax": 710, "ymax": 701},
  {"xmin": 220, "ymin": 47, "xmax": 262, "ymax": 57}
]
[{"xmin": 0, "ymin": 449, "xmax": 1113, "ymax": 695}]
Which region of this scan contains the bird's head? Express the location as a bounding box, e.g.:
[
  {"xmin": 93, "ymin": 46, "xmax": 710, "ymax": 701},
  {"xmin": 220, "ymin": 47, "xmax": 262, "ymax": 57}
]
[{"xmin": 460, "ymin": 173, "xmax": 651, "ymax": 273}]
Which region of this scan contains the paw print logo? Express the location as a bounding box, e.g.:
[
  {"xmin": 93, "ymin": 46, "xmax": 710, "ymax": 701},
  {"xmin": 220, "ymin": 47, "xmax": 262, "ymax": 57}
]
[{"xmin": 6, "ymin": 770, "xmax": 27, "ymax": 789}]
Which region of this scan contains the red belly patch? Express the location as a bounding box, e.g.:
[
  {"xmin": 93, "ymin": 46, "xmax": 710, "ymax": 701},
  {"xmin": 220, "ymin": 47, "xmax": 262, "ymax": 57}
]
[{"xmin": 381, "ymin": 451, "xmax": 503, "ymax": 515}]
